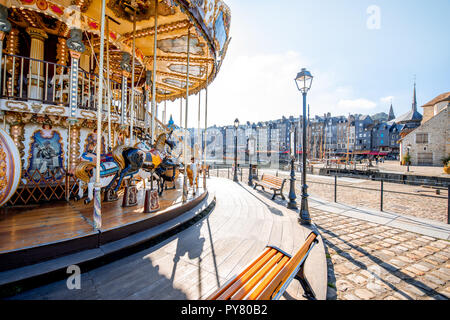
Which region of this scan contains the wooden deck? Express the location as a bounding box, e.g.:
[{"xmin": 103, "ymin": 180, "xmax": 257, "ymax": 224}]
[{"xmin": 0, "ymin": 178, "xmax": 200, "ymax": 253}]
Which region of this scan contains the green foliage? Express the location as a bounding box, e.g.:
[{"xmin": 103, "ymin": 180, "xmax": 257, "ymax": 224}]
[
  {"xmin": 441, "ymin": 155, "xmax": 450, "ymax": 166},
  {"xmin": 403, "ymin": 153, "xmax": 411, "ymax": 164}
]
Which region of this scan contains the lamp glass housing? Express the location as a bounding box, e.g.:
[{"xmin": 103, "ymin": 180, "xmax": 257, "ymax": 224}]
[{"xmin": 295, "ymin": 68, "xmax": 313, "ymax": 93}]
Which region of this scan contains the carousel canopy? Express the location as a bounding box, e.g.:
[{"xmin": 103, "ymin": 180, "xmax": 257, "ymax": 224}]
[{"xmin": 7, "ymin": 0, "xmax": 231, "ymax": 103}]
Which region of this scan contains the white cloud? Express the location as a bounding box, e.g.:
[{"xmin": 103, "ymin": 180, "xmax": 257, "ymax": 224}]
[
  {"xmin": 380, "ymin": 96, "xmax": 394, "ymax": 104},
  {"xmin": 337, "ymin": 98, "xmax": 377, "ymax": 112},
  {"xmin": 163, "ymin": 49, "xmax": 381, "ymax": 127}
]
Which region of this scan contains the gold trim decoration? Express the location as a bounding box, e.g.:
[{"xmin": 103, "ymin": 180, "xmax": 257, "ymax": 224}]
[
  {"xmin": 44, "ymin": 105, "xmax": 66, "ymax": 115},
  {"xmin": 6, "ymin": 101, "xmax": 29, "ymax": 112}
]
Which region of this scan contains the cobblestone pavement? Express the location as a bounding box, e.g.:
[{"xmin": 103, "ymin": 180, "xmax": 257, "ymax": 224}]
[
  {"xmin": 210, "ymin": 169, "xmax": 449, "ymax": 300},
  {"xmin": 309, "ymin": 208, "xmax": 450, "ymax": 300},
  {"xmin": 210, "ymin": 168, "xmax": 448, "ymax": 223}
]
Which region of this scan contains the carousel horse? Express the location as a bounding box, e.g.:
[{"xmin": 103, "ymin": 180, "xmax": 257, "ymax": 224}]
[
  {"xmin": 112, "ymin": 132, "xmax": 177, "ymax": 194},
  {"xmin": 153, "ymin": 154, "xmax": 181, "ymax": 195},
  {"xmin": 74, "ymin": 132, "xmax": 175, "ymax": 204},
  {"xmin": 186, "ymin": 157, "xmax": 200, "ymax": 195},
  {"xmin": 136, "ymin": 132, "xmax": 180, "ymax": 195}
]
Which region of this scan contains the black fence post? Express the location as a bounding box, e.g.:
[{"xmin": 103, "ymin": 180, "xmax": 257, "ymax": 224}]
[
  {"xmin": 334, "ymin": 175, "xmax": 337, "ymax": 203},
  {"xmin": 240, "ymin": 166, "xmax": 243, "ymax": 182},
  {"xmin": 380, "ymin": 180, "xmax": 384, "ymax": 212},
  {"xmin": 447, "ymin": 185, "xmax": 449, "ymax": 224}
]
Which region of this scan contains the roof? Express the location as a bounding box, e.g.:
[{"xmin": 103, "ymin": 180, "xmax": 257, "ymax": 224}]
[
  {"xmin": 394, "ymin": 109, "xmax": 422, "ymax": 124},
  {"xmin": 421, "ymin": 92, "xmax": 450, "ymax": 108}
]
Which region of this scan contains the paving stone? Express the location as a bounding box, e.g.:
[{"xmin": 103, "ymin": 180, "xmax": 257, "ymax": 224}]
[
  {"xmin": 389, "ymin": 259, "xmax": 407, "ymax": 268},
  {"xmin": 346, "ymin": 274, "xmax": 368, "ymax": 286},
  {"xmin": 343, "ymin": 293, "xmax": 360, "ymax": 300},
  {"xmin": 385, "ymin": 239, "xmax": 400, "ymax": 245},
  {"xmin": 335, "ymin": 279, "xmax": 352, "ymax": 292},
  {"xmin": 354, "ymin": 288, "xmax": 375, "ymax": 300},
  {"xmin": 403, "ymin": 284, "xmax": 426, "ymax": 297},
  {"xmin": 334, "ymin": 264, "xmax": 352, "ymax": 276},
  {"xmin": 384, "ymin": 274, "xmax": 402, "ymax": 285}
]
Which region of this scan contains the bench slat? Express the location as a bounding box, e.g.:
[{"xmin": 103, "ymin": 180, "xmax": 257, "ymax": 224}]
[
  {"xmin": 257, "ymin": 232, "xmax": 318, "ymax": 300},
  {"xmin": 214, "ymin": 248, "xmax": 278, "ymax": 300},
  {"xmin": 231, "ymin": 252, "xmax": 285, "ymax": 300},
  {"xmin": 249, "ymin": 255, "xmax": 290, "ymax": 300}
]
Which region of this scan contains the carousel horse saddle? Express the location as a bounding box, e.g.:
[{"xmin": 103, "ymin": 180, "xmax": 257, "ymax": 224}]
[
  {"xmin": 81, "ymin": 152, "xmax": 114, "ymax": 163},
  {"xmin": 144, "ymin": 150, "xmax": 162, "ymax": 168},
  {"xmin": 99, "ymin": 161, "xmax": 120, "ymax": 177}
]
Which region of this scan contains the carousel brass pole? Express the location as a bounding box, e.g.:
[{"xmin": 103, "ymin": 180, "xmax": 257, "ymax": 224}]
[
  {"xmin": 94, "ymin": 0, "xmax": 107, "ymax": 230},
  {"xmin": 203, "ymin": 63, "xmax": 209, "ymax": 190},
  {"xmin": 106, "ymin": 17, "xmax": 112, "ymax": 151},
  {"xmin": 182, "ymin": 28, "xmax": 191, "ymax": 203},
  {"xmin": 180, "ymin": 97, "xmax": 183, "ymax": 127},
  {"xmin": 151, "ymin": 0, "xmax": 158, "ymax": 143},
  {"xmin": 129, "ymin": 10, "xmax": 136, "ymax": 144},
  {"xmin": 163, "ymin": 94, "xmax": 167, "ymax": 125}
]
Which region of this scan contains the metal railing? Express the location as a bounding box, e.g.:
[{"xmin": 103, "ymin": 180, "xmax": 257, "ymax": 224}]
[
  {"xmin": 210, "ymin": 163, "xmax": 450, "ymax": 224},
  {"xmin": 0, "ymin": 54, "xmax": 147, "ymax": 122},
  {"xmin": 1, "ymin": 53, "xmax": 71, "ymax": 105}
]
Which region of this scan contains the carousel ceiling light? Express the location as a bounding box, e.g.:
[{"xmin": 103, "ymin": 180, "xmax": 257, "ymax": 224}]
[{"xmin": 234, "ymin": 118, "xmax": 239, "ymax": 129}]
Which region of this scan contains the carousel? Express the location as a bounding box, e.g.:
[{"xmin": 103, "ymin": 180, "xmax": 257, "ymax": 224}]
[{"xmin": 0, "ymin": 0, "xmax": 230, "ymax": 271}]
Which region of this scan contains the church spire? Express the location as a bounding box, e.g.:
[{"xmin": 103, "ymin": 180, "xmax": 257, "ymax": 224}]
[
  {"xmin": 412, "ymin": 79, "xmax": 417, "ymax": 113},
  {"xmin": 388, "ymin": 101, "xmax": 395, "ymax": 121}
]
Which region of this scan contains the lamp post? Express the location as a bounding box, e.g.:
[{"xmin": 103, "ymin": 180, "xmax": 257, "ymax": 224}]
[
  {"xmin": 287, "ymin": 124, "xmax": 297, "ymax": 210},
  {"xmin": 248, "ymin": 136, "xmax": 256, "ymax": 186},
  {"xmin": 233, "ymin": 118, "xmax": 239, "ymax": 182},
  {"xmin": 295, "ymin": 68, "xmax": 313, "ymax": 225},
  {"xmin": 407, "ymin": 145, "xmax": 411, "ymax": 173}
]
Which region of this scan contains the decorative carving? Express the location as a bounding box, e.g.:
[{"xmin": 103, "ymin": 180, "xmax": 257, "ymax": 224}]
[
  {"xmin": 31, "ymin": 103, "xmax": 43, "ymax": 113},
  {"xmin": 56, "ymin": 37, "xmax": 69, "ymax": 73},
  {"xmin": 66, "ymin": 28, "xmax": 86, "ymax": 53},
  {"xmin": 44, "ymin": 105, "xmax": 66, "ymax": 115},
  {"xmin": 120, "ymin": 52, "xmax": 132, "ymax": 73},
  {"xmin": 6, "ymin": 101, "xmax": 29, "ymax": 112},
  {"xmin": 26, "ymin": 27, "xmax": 48, "ymax": 41},
  {"xmin": 157, "ymin": 35, "xmax": 205, "ymax": 55},
  {"xmin": 107, "ymin": 0, "xmax": 175, "ymax": 23}
]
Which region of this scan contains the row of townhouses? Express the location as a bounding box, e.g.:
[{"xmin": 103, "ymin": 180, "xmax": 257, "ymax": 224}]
[{"xmin": 183, "ymin": 85, "xmax": 449, "ymax": 167}]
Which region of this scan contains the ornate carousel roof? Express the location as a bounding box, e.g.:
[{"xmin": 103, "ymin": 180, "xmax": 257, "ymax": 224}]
[{"xmin": 7, "ymin": 0, "xmax": 231, "ymax": 103}]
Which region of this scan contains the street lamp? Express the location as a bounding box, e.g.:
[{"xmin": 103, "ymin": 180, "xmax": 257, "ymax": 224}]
[
  {"xmin": 287, "ymin": 124, "xmax": 298, "ymax": 210},
  {"xmin": 248, "ymin": 136, "xmax": 256, "ymax": 186},
  {"xmin": 233, "ymin": 118, "xmax": 239, "ymax": 182},
  {"xmin": 295, "ymin": 68, "xmax": 313, "ymax": 225}
]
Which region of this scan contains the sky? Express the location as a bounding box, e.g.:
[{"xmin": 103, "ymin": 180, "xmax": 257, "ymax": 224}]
[{"xmin": 161, "ymin": 0, "xmax": 450, "ymax": 128}]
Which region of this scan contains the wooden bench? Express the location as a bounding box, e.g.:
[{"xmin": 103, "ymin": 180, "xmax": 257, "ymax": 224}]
[
  {"xmin": 253, "ymin": 174, "xmax": 286, "ymax": 200},
  {"xmin": 207, "ymin": 231, "xmax": 319, "ymax": 300}
]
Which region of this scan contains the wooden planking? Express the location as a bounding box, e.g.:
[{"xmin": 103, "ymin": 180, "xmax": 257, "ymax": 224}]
[
  {"xmin": 0, "ymin": 180, "xmax": 190, "ymax": 253},
  {"xmin": 10, "ymin": 178, "xmax": 324, "ymax": 300}
]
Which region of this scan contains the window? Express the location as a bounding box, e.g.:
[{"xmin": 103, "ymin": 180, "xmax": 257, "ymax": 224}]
[
  {"xmin": 416, "ymin": 133, "xmax": 428, "ymax": 144},
  {"xmin": 418, "ymin": 153, "xmax": 433, "ymax": 166}
]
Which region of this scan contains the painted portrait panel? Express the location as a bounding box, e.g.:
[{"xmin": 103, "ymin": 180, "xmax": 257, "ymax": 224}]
[{"xmin": 27, "ymin": 124, "xmax": 64, "ymax": 181}]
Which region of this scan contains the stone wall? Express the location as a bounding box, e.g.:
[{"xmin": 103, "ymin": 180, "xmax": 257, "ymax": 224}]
[{"xmin": 401, "ymin": 106, "xmax": 449, "ymax": 166}]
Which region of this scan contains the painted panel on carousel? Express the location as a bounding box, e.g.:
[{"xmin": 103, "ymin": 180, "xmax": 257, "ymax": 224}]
[
  {"xmin": 0, "ymin": 128, "xmax": 21, "ymax": 207},
  {"xmin": 27, "ymin": 123, "xmax": 64, "ymax": 181},
  {"xmin": 81, "ymin": 129, "xmax": 107, "ymax": 162}
]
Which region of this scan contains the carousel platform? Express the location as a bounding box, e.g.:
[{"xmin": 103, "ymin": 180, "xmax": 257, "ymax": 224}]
[{"xmin": 0, "ymin": 178, "xmax": 215, "ymax": 292}]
